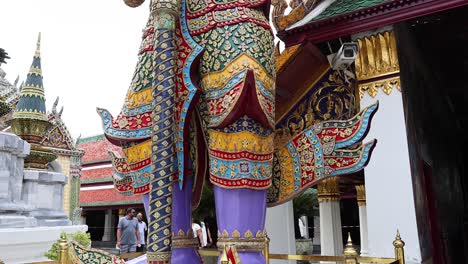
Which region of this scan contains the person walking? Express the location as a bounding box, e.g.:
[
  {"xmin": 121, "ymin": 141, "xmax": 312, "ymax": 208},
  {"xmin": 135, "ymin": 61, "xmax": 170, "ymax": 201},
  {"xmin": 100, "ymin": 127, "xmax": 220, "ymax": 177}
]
[
  {"xmin": 136, "ymin": 212, "xmax": 147, "ymax": 252},
  {"xmin": 117, "ymin": 208, "xmax": 140, "ymax": 254}
]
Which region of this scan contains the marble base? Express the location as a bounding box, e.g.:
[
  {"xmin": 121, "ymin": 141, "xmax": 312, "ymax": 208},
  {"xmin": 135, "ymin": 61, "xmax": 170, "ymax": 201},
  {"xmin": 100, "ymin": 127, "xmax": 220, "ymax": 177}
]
[
  {"xmin": 23, "ymin": 170, "xmax": 70, "ymax": 226},
  {"xmin": 0, "ymin": 214, "xmax": 37, "ymax": 228},
  {"xmin": 0, "ymin": 225, "xmax": 88, "ymax": 264}
]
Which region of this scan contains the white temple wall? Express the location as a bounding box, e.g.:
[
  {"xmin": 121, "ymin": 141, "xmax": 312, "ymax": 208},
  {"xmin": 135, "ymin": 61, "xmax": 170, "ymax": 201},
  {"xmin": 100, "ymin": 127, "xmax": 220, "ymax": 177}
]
[
  {"xmin": 361, "ymin": 90, "xmax": 421, "ymax": 263},
  {"xmin": 266, "ymin": 201, "xmax": 296, "ymax": 264}
]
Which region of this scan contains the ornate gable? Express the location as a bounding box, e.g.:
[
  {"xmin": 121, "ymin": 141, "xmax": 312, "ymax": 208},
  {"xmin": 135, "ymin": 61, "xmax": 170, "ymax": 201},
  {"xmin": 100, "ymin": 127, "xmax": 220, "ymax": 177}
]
[{"xmin": 41, "ymin": 97, "xmax": 76, "ymax": 151}]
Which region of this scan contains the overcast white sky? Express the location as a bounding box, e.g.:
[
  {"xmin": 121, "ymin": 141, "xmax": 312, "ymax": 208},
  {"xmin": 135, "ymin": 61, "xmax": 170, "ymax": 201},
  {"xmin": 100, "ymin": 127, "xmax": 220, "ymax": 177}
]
[
  {"xmin": 1, "ymin": 0, "xmax": 285, "ymax": 140},
  {"xmin": 1, "ymin": 0, "xmax": 150, "ymax": 139}
]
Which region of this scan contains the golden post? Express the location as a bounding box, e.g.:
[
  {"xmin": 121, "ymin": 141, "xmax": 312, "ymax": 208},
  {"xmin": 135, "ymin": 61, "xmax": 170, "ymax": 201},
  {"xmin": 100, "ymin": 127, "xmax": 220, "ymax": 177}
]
[
  {"xmin": 220, "ymin": 245, "xmax": 229, "ymax": 264},
  {"xmin": 58, "ymin": 233, "xmax": 68, "ymax": 264},
  {"xmin": 264, "ymin": 235, "xmax": 270, "ymax": 264},
  {"xmin": 343, "ymin": 233, "xmax": 359, "ymax": 264},
  {"xmin": 393, "ymin": 230, "xmax": 405, "ymax": 264}
]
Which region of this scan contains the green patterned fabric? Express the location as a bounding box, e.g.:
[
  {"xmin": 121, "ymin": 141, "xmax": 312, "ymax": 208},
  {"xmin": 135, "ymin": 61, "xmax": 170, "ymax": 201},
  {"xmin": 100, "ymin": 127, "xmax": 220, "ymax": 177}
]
[
  {"xmin": 69, "ymin": 242, "xmax": 125, "ymax": 264},
  {"xmin": 312, "ymin": 0, "xmax": 390, "ymax": 22},
  {"xmin": 193, "ymin": 22, "xmax": 275, "ymax": 75}
]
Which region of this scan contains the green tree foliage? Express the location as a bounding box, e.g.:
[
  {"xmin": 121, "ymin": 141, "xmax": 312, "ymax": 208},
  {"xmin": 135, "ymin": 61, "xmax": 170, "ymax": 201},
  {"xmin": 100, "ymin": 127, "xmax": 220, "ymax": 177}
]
[
  {"xmin": 0, "ymin": 48, "xmax": 9, "ymax": 65},
  {"xmin": 192, "ymin": 184, "xmax": 215, "ymax": 222},
  {"xmin": 44, "ymin": 231, "xmax": 91, "ymax": 260},
  {"xmin": 293, "ymin": 188, "xmax": 319, "ymax": 239},
  {"xmin": 293, "ymin": 188, "xmax": 319, "ymax": 220}
]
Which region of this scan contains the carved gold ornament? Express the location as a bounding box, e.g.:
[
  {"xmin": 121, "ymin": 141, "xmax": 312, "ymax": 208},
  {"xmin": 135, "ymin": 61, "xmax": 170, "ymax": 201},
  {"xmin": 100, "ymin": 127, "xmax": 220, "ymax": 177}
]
[
  {"xmin": 355, "ymin": 185, "xmax": 366, "ymax": 206},
  {"xmin": 355, "ymin": 31, "xmax": 401, "ymax": 98},
  {"xmin": 272, "ymin": 0, "xmax": 322, "ymax": 32},
  {"xmin": 317, "ymin": 177, "xmax": 340, "ymax": 202}
]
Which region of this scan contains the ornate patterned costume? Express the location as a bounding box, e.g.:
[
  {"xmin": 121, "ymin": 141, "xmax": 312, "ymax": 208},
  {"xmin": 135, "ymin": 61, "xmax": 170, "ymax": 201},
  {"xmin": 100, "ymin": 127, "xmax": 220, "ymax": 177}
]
[{"xmin": 98, "ymin": 0, "xmax": 377, "ymax": 263}]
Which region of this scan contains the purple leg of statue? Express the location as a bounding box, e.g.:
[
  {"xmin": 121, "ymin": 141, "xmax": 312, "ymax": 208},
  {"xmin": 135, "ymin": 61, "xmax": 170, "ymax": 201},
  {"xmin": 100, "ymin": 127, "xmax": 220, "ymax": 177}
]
[
  {"xmin": 214, "ymin": 186, "xmax": 267, "ymax": 264},
  {"xmin": 129, "ymin": 181, "xmax": 201, "ymax": 264},
  {"xmin": 171, "ymin": 178, "xmax": 202, "ymax": 264}
]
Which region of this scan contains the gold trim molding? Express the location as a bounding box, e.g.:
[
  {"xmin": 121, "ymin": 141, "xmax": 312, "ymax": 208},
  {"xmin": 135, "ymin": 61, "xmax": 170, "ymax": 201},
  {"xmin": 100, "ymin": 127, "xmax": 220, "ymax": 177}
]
[
  {"xmin": 217, "ymin": 229, "xmax": 267, "ymax": 252},
  {"xmin": 172, "ymin": 229, "xmax": 199, "ymax": 248},
  {"xmin": 317, "ymin": 177, "xmax": 340, "ymax": 202},
  {"xmin": 147, "ymin": 251, "xmax": 171, "ymax": 262},
  {"xmin": 355, "ymin": 185, "xmax": 366, "ymax": 206},
  {"xmin": 355, "ymin": 31, "xmax": 401, "ymax": 98},
  {"xmin": 359, "ymin": 77, "xmax": 401, "ymax": 98}
]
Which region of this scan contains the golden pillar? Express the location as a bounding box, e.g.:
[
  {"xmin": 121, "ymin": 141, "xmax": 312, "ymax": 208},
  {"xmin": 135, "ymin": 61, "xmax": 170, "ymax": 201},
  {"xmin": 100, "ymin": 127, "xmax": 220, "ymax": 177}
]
[
  {"xmin": 118, "ymin": 208, "xmax": 126, "ymax": 218},
  {"xmin": 264, "ymin": 235, "xmax": 270, "ymax": 264},
  {"xmin": 58, "ymin": 233, "xmax": 69, "ymax": 264}
]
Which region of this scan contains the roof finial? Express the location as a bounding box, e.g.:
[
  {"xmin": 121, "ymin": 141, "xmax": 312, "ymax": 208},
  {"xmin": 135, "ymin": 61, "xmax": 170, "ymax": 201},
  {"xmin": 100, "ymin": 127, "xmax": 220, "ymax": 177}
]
[
  {"xmin": 14, "ymin": 75, "xmax": 19, "ymax": 87},
  {"xmin": 35, "ymin": 32, "xmax": 41, "ymax": 58},
  {"xmin": 76, "ymin": 134, "xmax": 82, "ymax": 145},
  {"xmin": 52, "ymin": 96, "xmax": 59, "ymax": 114},
  {"xmin": 58, "ymin": 106, "xmax": 64, "ymax": 119}
]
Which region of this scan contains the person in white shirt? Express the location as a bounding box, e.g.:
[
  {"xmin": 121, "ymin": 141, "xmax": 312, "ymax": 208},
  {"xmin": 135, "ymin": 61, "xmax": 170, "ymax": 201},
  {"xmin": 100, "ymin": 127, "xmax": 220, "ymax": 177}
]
[
  {"xmin": 136, "ymin": 213, "xmax": 147, "ymax": 252},
  {"xmin": 201, "ymin": 221, "xmax": 208, "ymax": 247},
  {"xmin": 192, "ymin": 222, "xmax": 203, "ymax": 247}
]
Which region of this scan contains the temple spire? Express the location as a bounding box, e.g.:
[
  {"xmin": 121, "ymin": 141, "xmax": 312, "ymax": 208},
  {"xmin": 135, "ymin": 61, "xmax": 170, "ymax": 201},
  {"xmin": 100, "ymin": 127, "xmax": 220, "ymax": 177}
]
[
  {"xmin": 13, "ymin": 32, "xmax": 46, "ymax": 121},
  {"xmin": 10, "ymin": 33, "xmax": 56, "ymax": 169}
]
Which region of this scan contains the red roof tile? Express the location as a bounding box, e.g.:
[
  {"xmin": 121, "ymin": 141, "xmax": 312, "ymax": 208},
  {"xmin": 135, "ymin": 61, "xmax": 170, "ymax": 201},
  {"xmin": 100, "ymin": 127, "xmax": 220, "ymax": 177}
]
[
  {"xmin": 77, "ymin": 135, "xmax": 123, "ymax": 164},
  {"xmin": 80, "ymin": 188, "xmax": 142, "ymax": 207},
  {"xmin": 82, "ymin": 167, "xmax": 113, "ymax": 181}
]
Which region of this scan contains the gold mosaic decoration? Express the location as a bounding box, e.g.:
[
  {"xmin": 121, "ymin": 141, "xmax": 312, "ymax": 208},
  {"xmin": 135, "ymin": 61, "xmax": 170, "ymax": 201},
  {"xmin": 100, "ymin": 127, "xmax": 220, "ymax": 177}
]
[
  {"xmin": 317, "ymin": 177, "xmax": 340, "ymax": 202},
  {"xmin": 355, "ymin": 31, "xmax": 401, "ymax": 98},
  {"xmin": 355, "ymin": 185, "xmax": 366, "ymax": 206}
]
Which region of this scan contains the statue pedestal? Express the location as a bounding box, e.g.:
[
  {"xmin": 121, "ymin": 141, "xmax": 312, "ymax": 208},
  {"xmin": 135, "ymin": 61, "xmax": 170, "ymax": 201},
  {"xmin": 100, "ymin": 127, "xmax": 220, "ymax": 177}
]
[
  {"xmin": 22, "ymin": 170, "xmax": 71, "ymax": 226},
  {"xmin": 0, "ymin": 132, "xmax": 84, "ymax": 264},
  {"xmin": 0, "ymin": 132, "xmax": 34, "ymax": 228}
]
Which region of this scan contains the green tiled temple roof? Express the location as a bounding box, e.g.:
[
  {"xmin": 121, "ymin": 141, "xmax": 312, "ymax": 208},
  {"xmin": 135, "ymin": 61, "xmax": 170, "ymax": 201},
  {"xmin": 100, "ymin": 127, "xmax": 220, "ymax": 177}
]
[
  {"xmin": 77, "ymin": 134, "xmax": 106, "ymax": 144},
  {"xmin": 13, "ymin": 33, "xmax": 47, "ymax": 121},
  {"xmin": 312, "ymin": 0, "xmax": 390, "ymax": 22}
]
